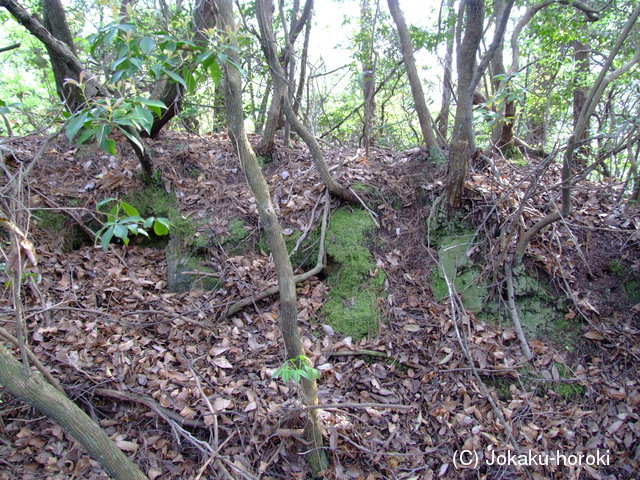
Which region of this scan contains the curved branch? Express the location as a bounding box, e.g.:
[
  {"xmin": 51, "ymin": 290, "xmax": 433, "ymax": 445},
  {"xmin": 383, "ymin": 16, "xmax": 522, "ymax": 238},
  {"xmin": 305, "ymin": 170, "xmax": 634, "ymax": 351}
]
[{"xmin": 256, "ymin": 0, "xmax": 358, "ymax": 203}]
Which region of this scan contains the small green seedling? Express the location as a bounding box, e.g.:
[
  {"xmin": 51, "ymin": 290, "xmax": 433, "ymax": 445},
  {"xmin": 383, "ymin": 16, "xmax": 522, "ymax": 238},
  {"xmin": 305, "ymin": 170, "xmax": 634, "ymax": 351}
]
[
  {"xmin": 96, "ymin": 198, "xmax": 171, "ymax": 251},
  {"xmin": 0, "ymin": 263, "xmax": 41, "ymax": 287},
  {"xmin": 273, "ymin": 355, "xmax": 320, "ymax": 383}
]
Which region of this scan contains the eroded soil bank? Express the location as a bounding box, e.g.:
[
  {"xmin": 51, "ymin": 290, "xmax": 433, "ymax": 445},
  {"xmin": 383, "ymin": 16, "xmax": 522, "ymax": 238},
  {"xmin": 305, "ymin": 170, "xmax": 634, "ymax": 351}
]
[{"xmin": 1, "ymin": 132, "xmax": 638, "ymax": 479}]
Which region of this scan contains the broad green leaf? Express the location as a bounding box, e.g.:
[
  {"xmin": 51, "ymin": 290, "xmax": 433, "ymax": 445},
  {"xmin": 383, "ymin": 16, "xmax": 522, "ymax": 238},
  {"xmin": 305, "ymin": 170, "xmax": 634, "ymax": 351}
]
[
  {"xmin": 153, "ymin": 220, "xmax": 169, "ymax": 236},
  {"xmin": 150, "ymin": 64, "xmax": 162, "ymax": 79},
  {"xmin": 101, "ymin": 227, "xmax": 115, "ymax": 251},
  {"xmin": 117, "ymin": 23, "xmax": 136, "ymax": 33},
  {"xmin": 121, "ymin": 216, "xmax": 144, "ymax": 225},
  {"xmin": 121, "ymin": 129, "xmax": 145, "ymax": 153},
  {"xmin": 182, "ymin": 68, "xmax": 196, "ymax": 95},
  {"xmin": 101, "ymin": 137, "xmax": 116, "ymax": 156},
  {"xmin": 65, "ymin": 111, "xmax": 89, "ymax": 142},
  {"xmin": 139, "ymin": 36, "xmax": 156, "ymax": 55},
  {"xmin": 96, "ymin": 198, "xmax": 117, "ymax": 210},
  {"xmin": 155, "ymin": 217, "xmax": 171, "ymax": 229},
  {"xmin": 134, "ymin": 105, "xmax": 154, "ymax": 133},
  {"xmin": 135, "ymin": 97, "xmax": 166, "ymax": 117},
  {"xmin": 120, "ymin": 202, "xmax": 140, "ymax": 217},
  {"xmin": 113, "ymin": 223, "xmax": 128, "ymax": 240},
  {"xmin": 129, "ymin": 57, "xmax": 142, "ymax": 72},
  {"xmin": 209, "ymin": 60, "xmax": 221, "ymax": 86},
  {"xmin": 143, "ymin": 217, "xmax": 154, "ymax": 228},
  {"xmin": 161, "ymin": 67, "xmax": 187, "ymax": 88}
]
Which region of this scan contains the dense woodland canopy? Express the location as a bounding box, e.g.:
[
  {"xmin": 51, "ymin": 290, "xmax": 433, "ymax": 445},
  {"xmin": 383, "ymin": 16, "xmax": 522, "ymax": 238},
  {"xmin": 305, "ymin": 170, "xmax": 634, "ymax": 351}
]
[{"xmin": 0, "ymin": 0, "xmax": 639, "ymax": 479}]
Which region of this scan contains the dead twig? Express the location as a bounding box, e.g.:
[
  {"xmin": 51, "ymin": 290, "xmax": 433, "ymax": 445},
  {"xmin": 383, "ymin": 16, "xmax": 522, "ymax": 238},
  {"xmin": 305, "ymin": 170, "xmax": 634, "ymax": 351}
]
[
  {"xmin": 93, "ymin": 387, "xmax": 206, "ymax": 428},
  {"xmin": 504, "ymin": 263, "xmax": 533, "ymax": 360},
  {"xmin": 225, "ymin": 190, "xmax": 330, "ymax": 317},
  {"xmin": 0, "ymin": 325, "xmax": 66, "ymax": 395}
]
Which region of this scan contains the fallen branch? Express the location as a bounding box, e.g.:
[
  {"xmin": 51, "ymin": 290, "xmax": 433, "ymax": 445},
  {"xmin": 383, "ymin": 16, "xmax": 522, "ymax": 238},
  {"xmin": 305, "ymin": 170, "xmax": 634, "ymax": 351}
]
[
  {"xmin": 0, "ymin": 345, "xmax": 148, "ymax": 480},
  {"xmin": 0, "ymin": 324, "xmax": 66, "ymax": 394},
  {"xmin": 225, "ymin": 190, "xmax": 330, "ymax": 317},
  {"xmin": 442, "ymin": 268, "xmax": 528, "ymax": 472},
  {"xmin": 504, "ymin": 264, "xmax": 533, "ymax": 360},
  {"xmin": 328, "ymin": 349, "xmax": 390, "ymax": 359},
  {"xmin": 93, "ymin": 387, "xmax": 206, "ymax": 428},
  {"xmin": 301, "ymin": 402, "xmax": 412, "ymax": 411}
]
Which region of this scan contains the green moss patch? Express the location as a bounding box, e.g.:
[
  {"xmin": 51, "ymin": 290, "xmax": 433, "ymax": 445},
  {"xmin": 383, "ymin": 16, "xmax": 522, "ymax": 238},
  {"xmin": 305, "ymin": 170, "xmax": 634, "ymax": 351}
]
[
  {"xmin": 429, "ymin": 221, "xmax": 487, "ymax": 313},
  {"xmin": 551, "ymin": 362, "xmax": 585, "ymax": 401},
  {"xmin": 623, "ymin": 279, "xmax": 640, "ymax": 304},
  {"xmin": 123, "ymin": 184, "xmax": 208, "ymax": 250},
  {"xmin": 429, "ymin": 204, "xmax": 568, "ymax": 342},
  {"xmin": 320, "ymin": 208, "xmax": 385, "ymax": 338},
  {"xmin": 165, "ymin": 236, "xmax": 221, "ymax": 292}
]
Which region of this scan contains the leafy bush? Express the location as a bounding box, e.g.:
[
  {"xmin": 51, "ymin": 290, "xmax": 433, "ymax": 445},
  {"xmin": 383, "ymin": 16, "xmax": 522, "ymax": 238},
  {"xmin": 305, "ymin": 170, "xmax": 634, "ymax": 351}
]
[{"xmin": 95, "ymin": 198, "xmax": 170, "ymax": 251}]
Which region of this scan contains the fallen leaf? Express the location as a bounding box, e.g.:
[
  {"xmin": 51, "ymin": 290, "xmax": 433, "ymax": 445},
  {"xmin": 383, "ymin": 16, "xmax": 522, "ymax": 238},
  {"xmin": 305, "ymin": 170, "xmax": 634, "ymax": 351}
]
[{"xmin": 584, "ymin": 331, "xmax": 605, "ymax": 341}]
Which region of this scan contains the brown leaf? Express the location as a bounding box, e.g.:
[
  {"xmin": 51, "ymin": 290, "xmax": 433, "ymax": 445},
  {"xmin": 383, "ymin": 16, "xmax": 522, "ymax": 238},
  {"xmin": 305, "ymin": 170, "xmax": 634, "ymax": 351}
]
[
  {"xmin": 115, "ymin": 439, "xmax": 138, "ymax": 452},
  {"xmin": 584, "ymin": 331, "xmax": 605, "ymax": 341}
]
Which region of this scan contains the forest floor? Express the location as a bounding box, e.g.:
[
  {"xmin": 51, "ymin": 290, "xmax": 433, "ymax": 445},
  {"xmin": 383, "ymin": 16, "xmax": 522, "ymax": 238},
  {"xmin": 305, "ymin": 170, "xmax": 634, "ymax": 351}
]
[{"xmin": 0, "ymin": 131, "xmax": 639, "ymax": 480}]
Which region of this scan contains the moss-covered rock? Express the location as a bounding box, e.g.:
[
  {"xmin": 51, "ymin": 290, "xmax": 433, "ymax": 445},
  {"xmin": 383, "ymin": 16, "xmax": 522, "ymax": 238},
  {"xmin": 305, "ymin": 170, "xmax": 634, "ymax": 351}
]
[
  {"xmin": 165, "ymin": 236, "xmax": 220, "ymax": 292},
  {"xmin": 428, "ymin": 202, "xmax": 566, "ymax": 338},
  {"xmin": 320, "ymin": 208, "xmax": 385, "ymax": 338}
]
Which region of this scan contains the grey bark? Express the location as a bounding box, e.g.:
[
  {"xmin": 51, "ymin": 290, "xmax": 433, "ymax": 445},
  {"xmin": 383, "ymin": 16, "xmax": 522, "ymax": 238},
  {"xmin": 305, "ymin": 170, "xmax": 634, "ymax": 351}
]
[
  {"xmin": 256, "ymin": 0, "xmax": 358, "ymax": 203},
  {"xmin": 0, "ymin": 344, "xmax": 148, "ymax": 480},
  {"xmin": 386, "ymin": 0, "xmax": 441, "ymax": 155},
  {"xmin": 218, "ymin": 0, "xmax": 328, "ymax": 474}
]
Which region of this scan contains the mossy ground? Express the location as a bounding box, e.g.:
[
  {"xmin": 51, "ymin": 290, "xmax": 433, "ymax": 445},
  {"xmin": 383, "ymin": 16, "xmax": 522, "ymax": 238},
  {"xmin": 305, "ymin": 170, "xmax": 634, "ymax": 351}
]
[
  {"xmin": 551, "ymin": 362, "xmax": 585, "ymax": 401},
  {"xmin": 224, "ymin": 218, "xmax": 251, "ymax": 254},
  {"xmin": 32, "ymin": 201, "xmax": 89, "ymax": 251},
  {"xmin": 428, "ymin": 202, "xmax": 576, "ymax": 346},
  {"xmin": 320, "ymin": 208, "xmax": 385, "ymax": 338},
  {"xmin": 123, "ymin": 184, "xmax": 208, "ymax": 250}
]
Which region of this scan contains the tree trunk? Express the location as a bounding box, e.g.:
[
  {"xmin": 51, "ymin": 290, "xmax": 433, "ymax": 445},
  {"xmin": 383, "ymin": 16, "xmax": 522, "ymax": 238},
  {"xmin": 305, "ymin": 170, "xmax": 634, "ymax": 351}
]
[
  {"xmin": 445, "ymin": 0, "xmax": 515, "ymax": 208},
  {"xmin": 360, "ymin": 0, "xmax": 378, "ymax": 157},
  {"xmin": 293, "ymin": 17, "xmax": 311, "ymax": 119},
  {"xmin": 490, "ymin": 0, "xmax": 514, "ymax": 153},
  {"xmin": 256, "ymin": 0, "xmax": 314, "ymax": 156},
  {"xmin": 0, "ymin": 345, "xmax": 148, "ymax": 480},
  {"xmin": 445, "ymin": 0, "xmax": 484, "ymax": 209},
  {"xmin": 436, "ymin": 0, "xmax": 455, "ymax": 140},
  {"xmin": 572, "ymin": 38, "xmax": 590, "ymax": 168},
  {"xmin": 42, "ymin": 0, "xmax": 84, "ymax": 112},
  {"xmin": 217, "ymin": 0, "xmax": 328, "ymax": 475},
  {"xmin": 256, "ymin": 0, "xmax": 358, "ymax": 203},
  {"xmin": 386, "ymin": 0, "xmax": 442, "ymax": 159}
]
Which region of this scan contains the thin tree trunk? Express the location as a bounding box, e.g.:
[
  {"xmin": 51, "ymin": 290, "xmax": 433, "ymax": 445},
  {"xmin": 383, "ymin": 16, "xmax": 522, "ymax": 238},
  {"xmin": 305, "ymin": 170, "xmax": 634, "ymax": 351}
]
[
  {"xmin": 436, "ymin": 0, "xmax": 455, "ymax": 140},
  {"xmin": 445, "ymin": 0, "xmax": 515, "ymax": 208},
  {"xmin": 446, "ymin": 0, "xmax": 484, "ymax": 209},
  {"xmin": 293, "ymin": 17, "xmax": 312, "ymax": 119},
  {"xmin": 386, "ymin": 0, "xmax": 442, "ymax": 158},
  {"xmin": 572, "ymin": 37, "xmax": 590, "ymax": 168},
  {"xmin": 256, "ymin": 0, "xmax": 358, "ymax": 203},
  {"xmin": 0, "ymin": 345, "xmax": 148, "ymax": 480},
  {"xmin": 42, "ymin": 0, "xmax": 84, "ymax": 112},
  {"xmin": 360, "ymin": 0, "xmax": 378, "ymax": 157},
  {"xmin": 217, "ymin": 1, "xmax": 328, "ymax": 475},
  {"xmin": 256, "ymin": 0, "xmax": 313, "ymax": 155}
]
